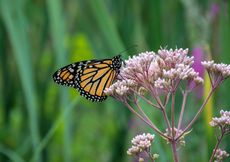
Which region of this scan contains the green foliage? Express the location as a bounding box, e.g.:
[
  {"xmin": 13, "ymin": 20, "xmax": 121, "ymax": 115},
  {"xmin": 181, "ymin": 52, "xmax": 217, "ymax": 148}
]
[{"xmin": 0, "ymin": 0, "xmax": 229, "ymax": 162}]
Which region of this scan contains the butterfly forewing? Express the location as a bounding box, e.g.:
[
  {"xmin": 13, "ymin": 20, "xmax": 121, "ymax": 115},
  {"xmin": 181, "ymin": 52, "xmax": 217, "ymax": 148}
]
[{"xmin": 53, "ymin": 55, "xmax": 122, "ymax": 102}]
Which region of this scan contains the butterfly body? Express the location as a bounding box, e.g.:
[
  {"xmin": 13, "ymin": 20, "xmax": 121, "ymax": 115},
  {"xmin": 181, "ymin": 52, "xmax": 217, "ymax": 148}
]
[{"xmin": 53, "ymin": 55, "xmax": 122, "ymax": 102}]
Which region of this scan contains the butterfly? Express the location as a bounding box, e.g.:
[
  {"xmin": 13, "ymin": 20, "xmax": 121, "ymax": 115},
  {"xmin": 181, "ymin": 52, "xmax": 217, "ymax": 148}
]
[{"xmin": 53, "ymin": 55, "xmax": 122, "ymax": 102}]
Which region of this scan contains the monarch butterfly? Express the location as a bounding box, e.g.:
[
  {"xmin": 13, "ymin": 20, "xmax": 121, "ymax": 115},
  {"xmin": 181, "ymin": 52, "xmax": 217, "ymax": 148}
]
[{"xmin": 53, "ymin": 55, "xmax": 122, "ymax": 102}]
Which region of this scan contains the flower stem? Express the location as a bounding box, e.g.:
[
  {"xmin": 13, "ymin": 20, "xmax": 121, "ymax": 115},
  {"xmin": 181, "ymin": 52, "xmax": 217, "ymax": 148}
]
[
  {"xmin": 145, "ymin": 150, "xmax": 154, "ymax": 162},
  {"xmin": 150, "ymin": 87, "xmax": 171, "ymax": 132},
  {"xmin": 163, "ymin": 93, "xmax": 170, "ymax": 107},
  {"xmin": 171, "ymin": 140, "xmax": 179, "ymax": 162},
  {"xmin": 177, "ymin": 91, "xmax": 188, "ymax": 133},
  {"xmin": 161, "ymin": 108, "xmax": 172, "ymax": 133},
  {"xmin": 131, "ymin": 89, "xmax": 160, "ymax": 109},
  {"xmin": 171, "ymin": 92, "xmax": 176, "ymax": 137},
  {"xmin": 124, "ymin": 101, "xmax": 169, "ymax": 139},
  {"xmin": 134, "ymin": 98, "xmax": 153, "ymax": 124},
  {"xmin": 171, "ymin": 92, "xmax": 179, "ymax": 162},
  {"xmin": 176, "ymin": 88, "xmax": 214, "ymax": 140},
  {"xmin": 209, "ymin": 130, "xmax": 224, "ymax": 162}
]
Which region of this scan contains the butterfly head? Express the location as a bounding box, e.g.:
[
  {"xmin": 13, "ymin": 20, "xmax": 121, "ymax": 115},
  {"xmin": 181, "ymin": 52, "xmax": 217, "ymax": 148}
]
[{"xmin": 112, "ymin": 55, "xmax": 122, "ymax": 71}]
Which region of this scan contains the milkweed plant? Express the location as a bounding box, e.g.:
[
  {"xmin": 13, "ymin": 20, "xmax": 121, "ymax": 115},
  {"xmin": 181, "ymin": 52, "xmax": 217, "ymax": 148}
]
[{"xmin": 104, "ymin": 48, "xmax": 230, "ymax": 162}]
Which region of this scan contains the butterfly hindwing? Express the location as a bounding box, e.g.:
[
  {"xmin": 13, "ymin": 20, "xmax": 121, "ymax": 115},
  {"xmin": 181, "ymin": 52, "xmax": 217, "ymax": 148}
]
[{"xmin": 53, "ymin": 60, "xmax": 93, "ymax": 88}]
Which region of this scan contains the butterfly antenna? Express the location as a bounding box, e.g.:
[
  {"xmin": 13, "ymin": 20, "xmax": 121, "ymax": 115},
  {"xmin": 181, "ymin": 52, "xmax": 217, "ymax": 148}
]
[{"xmin": 117, "ymin": 44, "xmax": 138, "ymax": 55}]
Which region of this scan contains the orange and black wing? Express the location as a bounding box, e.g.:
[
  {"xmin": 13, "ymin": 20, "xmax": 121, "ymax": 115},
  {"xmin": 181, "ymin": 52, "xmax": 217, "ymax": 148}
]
[
  {"xmin": 53, "ymin": 60, "xmax": 93, "ymax": 88},
  {"xmin": 53, "ymin": 55, "xmax": 121, "ymax": 102},
  {"xmin": 76, "ymin": 59, "xmax": 118, "ymax": 101}
]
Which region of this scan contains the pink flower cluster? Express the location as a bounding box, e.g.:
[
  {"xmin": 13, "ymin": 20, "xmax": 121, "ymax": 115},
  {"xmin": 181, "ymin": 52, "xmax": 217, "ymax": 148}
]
[
  {"xmin": 105, "ymin": 48, "xmax": 204, "ymax": 97},
  {"xmin": 202, "ymin": 61, "xmax": 230, "ymax": 88},
  {"xmin": 214, "ymin": 148, "xmax": 229, "ymax": 161},
  {"xmin": 104, "ymin": 47, "xmax": 230, "ymax": 161},
  {"xmin": 104, "ymin": 79, "xmax": 136, "ymax": 98},
  {"xmin": 119, "ymin": 51, "xmax": 160, "ymax": 84},
  {"xmin": 202, "ymin": 61, "xmax": 230, "ymax": 78},
  {"xmin": 127, "ymin": 133, "xmax": 155, "ymax": 156},
  {"xmin": 210, "ymin": 110, "xmax": 230, "ymax": 127}
]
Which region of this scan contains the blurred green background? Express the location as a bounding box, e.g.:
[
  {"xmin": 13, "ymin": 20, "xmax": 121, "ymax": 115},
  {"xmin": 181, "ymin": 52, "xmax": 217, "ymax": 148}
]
[{"xmin": 0, "ymin": 0, "xmax": 230, "ymax": 162}]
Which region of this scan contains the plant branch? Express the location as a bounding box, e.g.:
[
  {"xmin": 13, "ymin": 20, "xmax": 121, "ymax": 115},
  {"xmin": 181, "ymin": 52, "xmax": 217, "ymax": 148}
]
[
  {"xmin": 144, "ymin": 150, "xmax": 154, "ymax": 162},
  {"xmin": 176, "ymin": 88, "xmax": 214, "ymax": 140},
  {"xmin": 171, "ymin": 92, "xmax": 176, "ymax": 138},
  {"xmin": 209, "ymin": 131, "xmax": 224, "ymax": 162},
  {"xmin": 207, "ymin": 71, "xmax": 214, "ymax": 87},
  {"xmin": 133, "ymin": 98, "xmax": 155, "ymax": 125},
  {"xmin": 124, "ymin": 101, "xmax": 169, "ymax": 139},
  {"xmin": 177, "ymin": 91, "xmax": 188, "ymax": 133},
  {"xmin": 163, "ymin": 93, "xmax": 170, "ymax": 107},
  {"xmin": 131, "ymin": 89, "xmax": 161, "ymax": 110},
  {"xmin": 161, "ymin": 108, "xmax": 172, "ymax": 133},
  {"xmin": 149, "ymin": 85, "xmax": 172, "ymax": 131}
]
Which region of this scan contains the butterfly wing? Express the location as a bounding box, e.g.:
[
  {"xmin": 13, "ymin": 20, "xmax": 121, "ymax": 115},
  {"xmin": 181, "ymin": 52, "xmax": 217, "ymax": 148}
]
[
  {"xmin": 76, "ymin": 59, "xmax": 117, "ymax": 101},
  {"xmin": 53, "ymin": 57, "xmax": 120, "ymax": 102},
  {"xmin": 53, "ymin": 60, "xmax": 93, "ymax": 88}
]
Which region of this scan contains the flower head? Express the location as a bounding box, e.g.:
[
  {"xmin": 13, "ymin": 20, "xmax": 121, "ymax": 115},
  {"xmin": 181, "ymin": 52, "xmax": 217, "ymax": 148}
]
[
  {"xmin": 214, "ymin": 148, "xmax": 229, "ymax": 162},
  {"xmin": 157, "ymin": 48, "xmax": 203, "ymax": 88},
  {"xmin": 202, "ymin": 61, "xmax": 230, "ymax": 77},
  {"xmin": 107, "ymin": 48, "xmax": 203, "ymax": 99},
  {"xmin": 202, "ymin": 61, "xmax": 230, "ymax": 87},
  {"xmin": 154, "ymin": 78, "xmax": 171, "ymax": 89},
  {"xmin": 119, "ymin": 51, "xmax": 161, "ymax": 84},
  {"xmin": 127, "ymin": 133, "xmax": 155, "ymax": 156},
  {"xmin": 210, "ymin": 110, "xmax": 230, "ymax": 127},
  {"xmin": 104, "ymin": 79, "xmax": 136, "ymax": 99},
  {"xmin": 158, "ymin": 48, "xmax": 193, "ymax": 68},
  {"xmin": 162, "ymin": 64, "xmax": 203, "ymax": 82}
]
